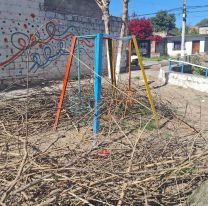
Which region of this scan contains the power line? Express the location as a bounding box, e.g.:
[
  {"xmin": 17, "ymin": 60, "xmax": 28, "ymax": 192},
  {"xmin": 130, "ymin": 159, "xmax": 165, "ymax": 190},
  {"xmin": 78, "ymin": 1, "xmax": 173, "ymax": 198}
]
[
  {"xmin": 187, "ymin": 4, "xmax": 208, "ymax": 9},
  {"xmin": 130, "ymin": 8, "xmax": 181, "ymax": 18},
  {"xmin": 187, "ymin": 9, "xmax": 208, "ymax": 13},
  {"xmin": 130, "ymin": 4, "xmax": 208, "ymax": 18}
]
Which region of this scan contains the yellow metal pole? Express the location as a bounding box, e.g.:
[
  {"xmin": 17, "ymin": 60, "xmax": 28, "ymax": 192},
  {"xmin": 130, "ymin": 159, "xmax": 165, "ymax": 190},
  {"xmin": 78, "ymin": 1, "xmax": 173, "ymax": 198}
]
[{"xmin": 132, "ymin": 35, "xmax": 160, "ymax": 128}]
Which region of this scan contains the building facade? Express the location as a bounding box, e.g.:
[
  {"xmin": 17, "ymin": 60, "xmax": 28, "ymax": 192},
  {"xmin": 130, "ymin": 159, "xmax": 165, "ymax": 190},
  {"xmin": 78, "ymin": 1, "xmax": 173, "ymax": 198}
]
[{"xmin": 166, "ymin": 35, "xmax": 208, "ymax": 57}]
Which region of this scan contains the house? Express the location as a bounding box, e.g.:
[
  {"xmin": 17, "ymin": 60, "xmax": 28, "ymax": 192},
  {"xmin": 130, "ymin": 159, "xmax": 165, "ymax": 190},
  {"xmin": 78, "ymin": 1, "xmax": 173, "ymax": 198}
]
[
  {"xmin": 166, "ymin": 35, "xmax": 208, "ymax": 57},
  {"xmin": 199, "ymin": 27, "xmax": 208, "ymax": 35},
  {"xmin": 150, "ymin": 32, "xmax": 167, "ymax": 57}
]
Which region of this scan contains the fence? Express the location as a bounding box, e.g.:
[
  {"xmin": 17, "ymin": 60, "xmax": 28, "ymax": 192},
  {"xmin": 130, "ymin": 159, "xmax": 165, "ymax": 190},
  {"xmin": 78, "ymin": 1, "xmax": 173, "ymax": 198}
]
[{"xmin": 168, "ymin": 58, "xmax": 208, "ymax": 77}]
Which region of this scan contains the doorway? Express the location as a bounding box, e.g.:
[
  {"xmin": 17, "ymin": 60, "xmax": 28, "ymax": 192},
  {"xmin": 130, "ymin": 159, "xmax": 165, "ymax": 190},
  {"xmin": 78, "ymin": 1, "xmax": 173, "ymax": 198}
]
[{"xmin": 192, "ymin": 40, "xmax": 200, "ymax": 54}]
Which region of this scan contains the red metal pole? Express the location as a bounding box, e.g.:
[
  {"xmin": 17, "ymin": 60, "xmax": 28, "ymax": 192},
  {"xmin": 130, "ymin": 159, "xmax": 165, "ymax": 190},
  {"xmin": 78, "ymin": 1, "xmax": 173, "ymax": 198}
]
[{"xmin": 54, "ymin": 36, "xmax": 77, "ymax": 129}]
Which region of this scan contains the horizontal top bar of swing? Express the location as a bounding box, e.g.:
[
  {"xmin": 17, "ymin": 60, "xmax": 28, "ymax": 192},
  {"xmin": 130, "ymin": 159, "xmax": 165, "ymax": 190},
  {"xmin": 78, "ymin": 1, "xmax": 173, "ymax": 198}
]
[
  {"xmin": 103, "ymin": 34, "xmax": 132, "ymax": 41},
  {"xmin": 77, "ymin": 34, "xmax": 97, "ymax": 39},
  {"xmin": 76, "ymin": 33, "xmax": 132, "ymax": 41}
]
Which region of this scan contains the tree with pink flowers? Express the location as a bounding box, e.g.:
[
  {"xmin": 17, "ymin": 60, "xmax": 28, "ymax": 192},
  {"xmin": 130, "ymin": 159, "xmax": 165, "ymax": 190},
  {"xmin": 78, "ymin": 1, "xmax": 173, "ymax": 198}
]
[{"xmin": 128, "ymin": 18, "xmax": 162, "ymax": 42}]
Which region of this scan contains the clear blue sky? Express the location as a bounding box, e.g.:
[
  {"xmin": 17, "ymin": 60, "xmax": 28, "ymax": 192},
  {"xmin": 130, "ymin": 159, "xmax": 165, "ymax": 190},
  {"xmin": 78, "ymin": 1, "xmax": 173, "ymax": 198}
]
[{"xmin": 110, "ymin": 0, "xmax": 208, "ymax": 28}]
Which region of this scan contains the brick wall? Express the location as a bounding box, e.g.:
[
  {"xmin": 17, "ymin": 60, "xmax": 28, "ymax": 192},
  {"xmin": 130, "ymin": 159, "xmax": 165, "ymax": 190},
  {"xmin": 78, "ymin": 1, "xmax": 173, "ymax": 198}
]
[
  {"xmin": 44, "ymin": 0, "xmax": 102, "ymax": 19},
  {"xmin": 0, "ymin": 0, "xmax": 123, "ymax": 87}
]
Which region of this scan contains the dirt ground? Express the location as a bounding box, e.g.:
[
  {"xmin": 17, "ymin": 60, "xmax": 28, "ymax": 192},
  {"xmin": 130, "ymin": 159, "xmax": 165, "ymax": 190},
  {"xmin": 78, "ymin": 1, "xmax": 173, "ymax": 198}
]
[
  {"xmin": 0, "ymin": 67, "xmax": 208, "ymax": 205},
  {"xmin": 127, "ymin": 67, "xmax": 208, "ymax": 130}
]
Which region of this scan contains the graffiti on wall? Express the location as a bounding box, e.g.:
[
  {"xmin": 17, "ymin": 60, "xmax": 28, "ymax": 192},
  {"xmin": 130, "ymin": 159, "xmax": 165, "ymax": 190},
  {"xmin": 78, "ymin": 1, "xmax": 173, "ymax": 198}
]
[{"xmin": 0, "ymin": 14, "xmax": 95, "ymax": 74}]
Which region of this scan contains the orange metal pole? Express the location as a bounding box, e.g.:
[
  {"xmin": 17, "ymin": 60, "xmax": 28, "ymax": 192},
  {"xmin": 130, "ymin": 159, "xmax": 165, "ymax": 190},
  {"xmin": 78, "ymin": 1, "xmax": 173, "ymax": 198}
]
[
  {"xmin": 128, "ymin": 40, "xmax": 132, "ymax": 91},
  {"xmin": 54, "ymin": 36, "xmax": 77, "ymax": 129}
]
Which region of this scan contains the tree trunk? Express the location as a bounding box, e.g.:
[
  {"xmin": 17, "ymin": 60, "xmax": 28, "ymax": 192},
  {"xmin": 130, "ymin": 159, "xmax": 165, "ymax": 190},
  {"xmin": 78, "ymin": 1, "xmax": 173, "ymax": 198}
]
[
  {"xmin": 102, "ymin": 7, "xmax": 110, "ymax": 34},
  {"xmin": 115, "ymin": 0, "xmax": 129, "ymax": 82},
  {"xmin": 95, "ymin": 0, "xmax": 111, "ymax": 78},
  {"xmin": 102, "ymin": 7, "xmax": 111, "ymax": 78},
  {"xmin": 95, "ymin": 0, "xmax": 110, "ymax": 34}
]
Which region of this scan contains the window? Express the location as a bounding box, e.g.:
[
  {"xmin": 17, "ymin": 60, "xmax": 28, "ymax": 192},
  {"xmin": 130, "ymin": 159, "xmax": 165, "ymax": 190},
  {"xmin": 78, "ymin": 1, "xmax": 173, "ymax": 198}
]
[{"xmin": 173, "ymin": 41, "xmax": 181, "ymax": 50}]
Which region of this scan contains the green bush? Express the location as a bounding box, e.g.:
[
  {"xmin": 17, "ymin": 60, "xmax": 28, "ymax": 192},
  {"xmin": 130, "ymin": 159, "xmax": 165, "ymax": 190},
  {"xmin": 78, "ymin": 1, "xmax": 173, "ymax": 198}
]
[{"xmin": 191, "ymin": 56, "xmax": 204, "ymax": 75}]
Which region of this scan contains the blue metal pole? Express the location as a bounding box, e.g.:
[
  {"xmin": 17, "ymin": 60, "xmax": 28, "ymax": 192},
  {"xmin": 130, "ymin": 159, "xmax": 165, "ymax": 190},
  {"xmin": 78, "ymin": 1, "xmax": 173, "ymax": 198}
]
[
  {"xmin": 168, "ymin": 60, "xmax": 172, "ymax": 71},
  {"xmin": 206, "ymin": 68, "xmax": 208, "ymax": 77},
  {"xmin": 181, "ymin": 63, "xmax": 184, "ymax": 73},
  {"xmin": 93, "ymin": 33, "xmax": 103, "ymax": 145}
]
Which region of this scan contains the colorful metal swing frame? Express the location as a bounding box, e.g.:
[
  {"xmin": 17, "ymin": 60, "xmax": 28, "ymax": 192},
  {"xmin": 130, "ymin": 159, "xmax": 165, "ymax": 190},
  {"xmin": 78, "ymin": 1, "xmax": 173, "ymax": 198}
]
[{"xmin": 54, "ymin": 34, "xmax": 160, "ymax": 140}]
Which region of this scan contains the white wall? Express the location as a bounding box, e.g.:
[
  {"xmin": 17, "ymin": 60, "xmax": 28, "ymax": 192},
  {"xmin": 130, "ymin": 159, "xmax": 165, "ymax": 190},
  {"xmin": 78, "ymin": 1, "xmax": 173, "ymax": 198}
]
[
  {"xmin": 199, "ymin": 27, "xmax": 208, "ymax": 35},
  {"xmin": 185, "ymin": 41, "xmax": 193, "ymax": 55},
  {"xmin": 167, "ymin": 36, "xmax": 206, "ymax": 57},
  {"xmin": 167, "ymin": 41, "xmax": 193, "ymax": 56},
  {"xmin": 167, "ymin": 42, "xmax": 180, "ymax": 56},
  {"xmin": 159, "ymin": 68, "xmax": 208, "ymax": 93},
  {"xmin": 200, "ymin": 40, "xmax": 205, "ymax": 53}
]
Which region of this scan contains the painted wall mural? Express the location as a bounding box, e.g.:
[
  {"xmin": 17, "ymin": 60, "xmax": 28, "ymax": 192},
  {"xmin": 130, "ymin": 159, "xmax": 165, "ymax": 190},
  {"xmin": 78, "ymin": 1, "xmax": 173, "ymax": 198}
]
[
  {"xmin": 0, "ymin": 19, "xmax": 94, "ymax": 73},
  {"xmin": 0, "ymin": 0, "xmax": 121, "ymax": 85}
]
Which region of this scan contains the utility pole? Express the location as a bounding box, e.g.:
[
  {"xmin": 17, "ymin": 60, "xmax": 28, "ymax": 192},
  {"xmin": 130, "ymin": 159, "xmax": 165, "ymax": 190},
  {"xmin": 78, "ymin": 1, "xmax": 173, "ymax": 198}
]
[{"xmin": 181, "ymin": 0, "xmax": 186, "ymax": 57}]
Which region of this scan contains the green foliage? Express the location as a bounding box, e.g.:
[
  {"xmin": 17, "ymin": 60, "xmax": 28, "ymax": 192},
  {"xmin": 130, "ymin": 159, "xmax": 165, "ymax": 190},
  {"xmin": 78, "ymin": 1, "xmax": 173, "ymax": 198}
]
[
  {"xmin": 141, "ymin": 120, "xmax": 157, "ymax": 131},
  {"xmin": 151, "ymin": 11, "xmax": 176, "ymax": 32},
  {"xmin": 140, "ymin": 108, "xmax": 152, "ymax": 116},
  {"xmin": 170, "ymin": 28, "xmax": 181, "ymax": 36},
  {"xmin": 170, "ymin": 26, "xmax": 199, "ymax": 36},
  {"xmin": 196, "ymin": 18, "xmax": 208, "ymax": 27},
  {"xmin": 180, "ymin": 167, "xmax": 194, "ymax": 174},
  {"xmin": 185, "ymin": 25, "xmax": 189, "ymax": 34},
  {"xmin": 189, "ymin": 28, "xmax": 199, "ymax": 35},
  {"xmin": 191, "ymin": 56, "xmax": 204, "ymax": 75},
  {"xmin": 191, "ymin": 56, "xmax": 200, "ymax": 66},
  {"xmin": 185, "ymin": 26, "xmax": 199, "ymax": 35},
  {"xmin": 192, "ymin": 67, "xmax": 202, "ymax": 75}
]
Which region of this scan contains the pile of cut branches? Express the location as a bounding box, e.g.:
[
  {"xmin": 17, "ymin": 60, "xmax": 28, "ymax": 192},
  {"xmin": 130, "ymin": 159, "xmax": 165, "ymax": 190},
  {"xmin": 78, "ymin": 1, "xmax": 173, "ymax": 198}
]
[{"xmin": 0, "ymin": 81, "xmax": 207, "ymax": 206}]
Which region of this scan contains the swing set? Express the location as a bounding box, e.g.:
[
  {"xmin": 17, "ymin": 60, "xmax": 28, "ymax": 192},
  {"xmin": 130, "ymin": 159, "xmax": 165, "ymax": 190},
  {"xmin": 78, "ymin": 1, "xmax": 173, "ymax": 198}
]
[{"xmin": 54, "ymin": 33, "xmax": 160, "ymax": 140}]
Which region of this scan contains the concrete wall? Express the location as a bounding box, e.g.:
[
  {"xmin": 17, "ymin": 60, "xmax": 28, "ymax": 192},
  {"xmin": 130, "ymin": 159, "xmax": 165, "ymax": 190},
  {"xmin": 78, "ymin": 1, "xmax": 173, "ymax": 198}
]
[
  {"xmin": 44, "ymin": 0, "xmax": 102, "ymax": 19},
  {"xmin": 199, "ymin": 27, "xmax": 208, "ymax": 35},
  {"xmin": 159, "ymin": 67, "xmax": 208, "ymax": 93},
  {"xmin": 167, "ymin": 36, "xmax": 207, "ymax": 57},
  {"xmin": 0, "ymin": 0, "xmax": 123, "ymax": 87},
  {"xmin": 205, "ymin": 37, "xmax": 208, "ymax": 52}
]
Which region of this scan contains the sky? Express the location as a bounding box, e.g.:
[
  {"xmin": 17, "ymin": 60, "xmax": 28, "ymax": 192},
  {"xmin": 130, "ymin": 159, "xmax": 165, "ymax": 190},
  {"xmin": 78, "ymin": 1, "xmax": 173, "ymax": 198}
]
[{"xmin": 110, "ymin": 0, "xmax": 208, "ymax": 28}]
